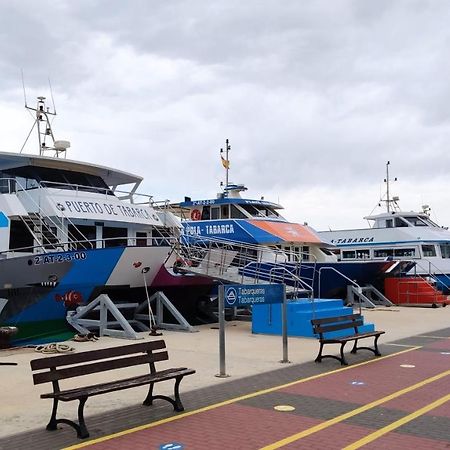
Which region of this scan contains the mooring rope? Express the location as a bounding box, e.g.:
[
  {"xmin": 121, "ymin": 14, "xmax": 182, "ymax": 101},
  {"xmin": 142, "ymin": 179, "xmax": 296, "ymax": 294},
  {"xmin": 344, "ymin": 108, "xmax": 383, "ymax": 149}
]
[{"xmin": 34, "ymin": 343, "xmax": 75, "ymax": 353}]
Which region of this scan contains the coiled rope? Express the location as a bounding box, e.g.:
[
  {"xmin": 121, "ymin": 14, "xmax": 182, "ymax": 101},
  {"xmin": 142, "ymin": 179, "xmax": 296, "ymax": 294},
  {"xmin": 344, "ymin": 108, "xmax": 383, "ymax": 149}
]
[{"xmin": 34, "ymin": 343, "xmax": 75, "ymax": 354}]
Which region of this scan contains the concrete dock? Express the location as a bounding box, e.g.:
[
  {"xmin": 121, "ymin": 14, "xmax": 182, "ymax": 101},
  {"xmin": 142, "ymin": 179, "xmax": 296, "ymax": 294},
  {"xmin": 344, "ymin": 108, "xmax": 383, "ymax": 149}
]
[{"xmin": 0, "ymin": 305, "xmax": 449, "ymax": 449}]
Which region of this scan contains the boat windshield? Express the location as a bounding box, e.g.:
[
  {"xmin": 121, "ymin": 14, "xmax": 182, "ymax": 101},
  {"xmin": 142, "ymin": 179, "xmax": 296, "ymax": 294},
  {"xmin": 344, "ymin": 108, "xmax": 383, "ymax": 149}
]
[
  {"xmin": 240, "ymin": 203, "xmax": 280, "ymax": 218},
  {"xmin": 1, "ymin": 166, "xmax": 113, "ymax": 195},
  {"xmin": 403, "ymin": 216, "xmax": 437, "ymax": 227}
]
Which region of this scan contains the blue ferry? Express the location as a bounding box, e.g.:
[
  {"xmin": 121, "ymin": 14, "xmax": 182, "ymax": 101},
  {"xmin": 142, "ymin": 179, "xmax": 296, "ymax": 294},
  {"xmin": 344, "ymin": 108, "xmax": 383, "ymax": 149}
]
[{"xmin": 169, "ymin": 141, "xmax": 396, "ymax": 298}]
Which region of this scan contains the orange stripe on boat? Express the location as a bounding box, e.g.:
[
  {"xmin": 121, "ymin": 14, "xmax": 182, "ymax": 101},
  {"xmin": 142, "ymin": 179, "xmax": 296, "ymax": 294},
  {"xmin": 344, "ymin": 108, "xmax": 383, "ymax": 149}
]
[{"xmin": 249, "ymin": 220, "xmax": 324, "ymax": 244}]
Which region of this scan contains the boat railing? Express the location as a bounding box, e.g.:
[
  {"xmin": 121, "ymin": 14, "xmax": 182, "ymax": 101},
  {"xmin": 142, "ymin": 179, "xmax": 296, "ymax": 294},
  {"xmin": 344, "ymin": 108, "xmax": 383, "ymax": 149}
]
[
  {"xmin": 15, "ymin": 180, "xmax": 157, "ymax": 208},
  {"xmin": 317, "ymin": 266, "xmax": 363, "ymax": 314},
  {"xmin": 413, "ymin": 259, "xmax": 450, "ymax": 288},
  {"xmin": 3, "ymin": 178, "xmax": 92, "ymax": 252},
  {"xmin": 0, "ymin": 235, "xmax": 177, "ymax": 258},
  {"xmin": 175, "ymin": 233, "xmax": 316, "ymax": 292}
]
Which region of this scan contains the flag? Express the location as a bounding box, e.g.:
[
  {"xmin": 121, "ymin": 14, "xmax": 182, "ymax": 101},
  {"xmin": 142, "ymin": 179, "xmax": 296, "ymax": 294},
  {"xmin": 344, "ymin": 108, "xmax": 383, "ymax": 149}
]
[{"xmin": 221, "ymin": 155, "xmax": 230, "ymax": 169}]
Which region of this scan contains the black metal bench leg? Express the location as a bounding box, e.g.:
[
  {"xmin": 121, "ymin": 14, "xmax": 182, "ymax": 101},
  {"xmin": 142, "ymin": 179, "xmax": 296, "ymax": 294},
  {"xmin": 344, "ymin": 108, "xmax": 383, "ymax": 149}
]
[
  {"xmin": 173, "ymin": 376, "xmax": 184, "ymax": 412},
  {"xmin": 373, "ymin": 334, "xmax": 381, "ymax": 356},
  {"xmin": 46, "ymin": 398, "xmax": 59, "ymax": 431},
  {"xmin": 143, "ymin": 382, "xmax": 155, "ymax": 406},
  {"xmin": 77, "ymin": 396, "xmax": 89, "ymax": 439},
  {"xmin": 340, "ymin": 342, "xmax": 348, "ymax": 365},
  {"xmin": 350, "ymin": 339, "xmax": 359, "ymax": 354},
  {"xmin": 315, "ymin": 342, "xmax": 325, "ymax": 363}
]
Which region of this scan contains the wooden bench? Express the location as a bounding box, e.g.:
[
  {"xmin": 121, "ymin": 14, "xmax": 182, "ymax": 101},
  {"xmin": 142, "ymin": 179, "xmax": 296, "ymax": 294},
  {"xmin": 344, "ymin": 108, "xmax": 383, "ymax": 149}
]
[
  {"xmin": 30, "ymin": 340, "xmax": 195, "ymax": 439},
  {"xmin": 311, "ymin": 314, "xmax": 385, "ymax": 366}
]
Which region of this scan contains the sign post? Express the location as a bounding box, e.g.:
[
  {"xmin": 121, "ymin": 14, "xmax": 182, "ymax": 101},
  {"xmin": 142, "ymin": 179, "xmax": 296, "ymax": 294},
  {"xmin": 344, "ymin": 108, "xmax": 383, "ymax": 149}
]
[{"xmin": 216, "ymin": 283, "xmax": 286, "ymax": 377}]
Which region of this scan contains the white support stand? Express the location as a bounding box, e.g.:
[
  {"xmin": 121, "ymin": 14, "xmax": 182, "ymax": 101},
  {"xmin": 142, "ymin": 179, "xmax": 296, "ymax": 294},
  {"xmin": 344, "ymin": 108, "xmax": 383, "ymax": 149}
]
[
  {"xmin": 66, "ymin": 294, "xmax": 143, "ymax": 339},
  {"xmin": 134, "ymin": 291, "xmax": 197, "ymax": 333},
  {"xmin": 346, "ymin": 284, "xmax": 394, "ymax": 308}
]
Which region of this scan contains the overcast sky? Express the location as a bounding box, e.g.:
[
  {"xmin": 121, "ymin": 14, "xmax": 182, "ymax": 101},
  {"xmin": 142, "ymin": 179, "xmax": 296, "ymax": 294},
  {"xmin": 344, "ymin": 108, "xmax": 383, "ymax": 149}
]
[{"xmin": 1, "ymin": 0, "xmax": 450, "ymax": 230}]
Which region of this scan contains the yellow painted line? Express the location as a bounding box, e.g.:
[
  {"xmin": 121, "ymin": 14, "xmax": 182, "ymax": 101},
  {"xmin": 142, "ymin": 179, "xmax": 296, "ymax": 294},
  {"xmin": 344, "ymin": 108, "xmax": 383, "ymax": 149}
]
[
  {"xmin": 259, "ymin": 369, "xmax": 450, "ymax": 450},
  {"xmin": 418, "ymin": 335, "xmax": 447, "ymax": 339},
  {"xmin": 385, "ymin": 343, "xmax": 418, "ymax": 348},
  {"xmin": 63, "ymin": 347, "xmax": 418, "ymax": 450},
  {"xmin": 343, "ymin": 393, "xmax": 450, "ymax": 450}
]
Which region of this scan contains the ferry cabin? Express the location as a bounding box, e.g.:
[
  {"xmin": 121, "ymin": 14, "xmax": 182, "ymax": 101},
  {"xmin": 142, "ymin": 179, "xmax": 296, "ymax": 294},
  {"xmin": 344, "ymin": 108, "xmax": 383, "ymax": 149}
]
[
  {"xmin": 0, "ymin": 152, "xmax": 174, "ymax": 256},
  {"xmin": 171, "ymin": 184, "xmax": 336, "ymax": 263},
  {"xmin": 319, "ymin": 211, "xmax": 450, "ymax": 274}
]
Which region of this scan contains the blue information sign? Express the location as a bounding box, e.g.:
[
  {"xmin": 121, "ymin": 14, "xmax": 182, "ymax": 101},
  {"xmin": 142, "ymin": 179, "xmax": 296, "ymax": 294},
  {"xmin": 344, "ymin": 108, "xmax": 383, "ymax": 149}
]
[{"xmin": 224, "ymin": 284, "xmax": 284, "ymax": 307}]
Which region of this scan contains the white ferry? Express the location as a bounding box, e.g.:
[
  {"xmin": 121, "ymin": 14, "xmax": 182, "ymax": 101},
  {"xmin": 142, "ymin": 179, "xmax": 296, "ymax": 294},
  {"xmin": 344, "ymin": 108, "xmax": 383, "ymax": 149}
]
[
  {"xmin": 319, "ymin": 162, "xmax": 450, "ymax": 294},
  {"xmin": 0, "ymin": 97, "xmax": 179, "ymax": 343}
]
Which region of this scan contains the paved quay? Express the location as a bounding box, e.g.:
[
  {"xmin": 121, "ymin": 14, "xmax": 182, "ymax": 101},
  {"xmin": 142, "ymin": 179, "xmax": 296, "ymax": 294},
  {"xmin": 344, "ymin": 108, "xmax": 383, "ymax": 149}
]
[{"xmin": 0, "ymin": 306, "xmax": 449, "ymax": 449}]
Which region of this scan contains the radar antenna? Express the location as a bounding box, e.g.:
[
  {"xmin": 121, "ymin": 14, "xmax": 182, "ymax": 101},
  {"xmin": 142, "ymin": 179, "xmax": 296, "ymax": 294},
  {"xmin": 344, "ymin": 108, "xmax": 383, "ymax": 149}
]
[{"xmin": 20, "ymin": 95, "xmax": 70, "ymax": 158}]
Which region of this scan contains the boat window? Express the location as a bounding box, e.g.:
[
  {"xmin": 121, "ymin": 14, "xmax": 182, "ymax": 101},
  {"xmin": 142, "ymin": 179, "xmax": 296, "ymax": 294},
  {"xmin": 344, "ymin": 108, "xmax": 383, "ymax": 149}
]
[
  {"xmin": 374, "ymin": 249, "xmax": 394, "ymax": 258},
  {"xmin": 422, "ymin": 245, "xmax": 436, "ymax": 257},
  {"xmin": 136, "ymin": 231, "xmax": 149, "ymax": 247},
  {"xmin": 404, "ymin": 216, "xmax": 427, "ymax": 227},
  {"xmin": 385, "ymin": 219, "xmax": 393, "ymax": 228},
  {"xmin": 103, "ymin": 227, "xmax": 127, "ymax": 248},
  {"xmin": 211, "ymin": 207, "xmax": 220, "ymax": 220},
  {"xmin": 221, "ymin": 205, "xmax": 229, "ymax": 219},
  {"xmin": 0, "ymin": 173, "xmax": 13, "ymax": 193},
  {"xmin": 356, "ymin": 249, "xmax": 370, "ymax": 259},
  {"xmin": 393, "ymin": 248, "xmax": 416, "ymax": 257},
  {"xmin": 394, "ymin": 217, "xmax": 408, "ymax": 227},
  {"xmin": 238, "ymin": 204, "xmax": 279, "ymax": 218},
  {"xmin": 319, "ymin": 247, "xmax": 333, "ymax": 256},
  {"xmin": 302, "ymin": 246, "xmax": 310, "ymax": 261},
  {"xmin": 8, "ymin": 219, "xmax": 34, "ymax": 252},
  {"xmin": 201, "ymin": 206, "xmax": 210, "ymax": 220},
  {"xmin": 3, "ymin": 166, "xmax": 112, "ymax": 194},
  {"xmin": 68, "ymin": 224, "xmax": 97, "ymax": 250},
  {"xmin": 342, "ymin": 250, "xmax": 356, "ymax": 259},
  {"xmin": 230, "ymin": 205, "xmax": 247, "ymax": 219},
  {"xmin": 440, "ymin": 244, "xmax": 450, "ymax": 259}
]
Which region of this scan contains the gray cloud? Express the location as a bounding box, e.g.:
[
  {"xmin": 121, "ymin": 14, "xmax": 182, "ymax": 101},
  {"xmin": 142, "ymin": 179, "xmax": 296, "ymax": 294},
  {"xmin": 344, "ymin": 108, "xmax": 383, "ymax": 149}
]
[{"xmin": 1, "ymin": 0, "xmax": 450, "ymax": 229}]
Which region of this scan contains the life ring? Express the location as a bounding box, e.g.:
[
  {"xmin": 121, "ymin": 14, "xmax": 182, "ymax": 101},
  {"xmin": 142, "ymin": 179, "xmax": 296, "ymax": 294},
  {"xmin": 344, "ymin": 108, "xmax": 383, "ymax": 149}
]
[{"xmin": 191, "ymin": 209, "xmax": 201, "ymax": 221}]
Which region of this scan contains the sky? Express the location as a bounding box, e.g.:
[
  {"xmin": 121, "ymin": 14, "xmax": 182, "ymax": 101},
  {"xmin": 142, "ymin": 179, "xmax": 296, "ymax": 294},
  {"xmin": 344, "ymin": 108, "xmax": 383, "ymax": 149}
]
[{"xmin": 1, "ymin": 0, "xmax": 450, "ymax": 231}]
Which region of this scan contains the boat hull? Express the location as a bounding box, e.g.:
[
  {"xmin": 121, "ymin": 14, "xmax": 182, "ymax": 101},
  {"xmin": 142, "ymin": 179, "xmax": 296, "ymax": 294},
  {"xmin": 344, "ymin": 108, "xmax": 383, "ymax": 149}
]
[{"xmin": 0, "ymin": 246, "xmax": 171, "ymax": 344}]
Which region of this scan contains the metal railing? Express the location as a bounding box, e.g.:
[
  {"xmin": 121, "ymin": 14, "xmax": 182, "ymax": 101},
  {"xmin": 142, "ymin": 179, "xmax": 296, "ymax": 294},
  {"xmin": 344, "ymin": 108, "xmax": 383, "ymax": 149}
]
[{"xmin": 174, "ymin": 234, "xmax": 315, "ymax": 298}]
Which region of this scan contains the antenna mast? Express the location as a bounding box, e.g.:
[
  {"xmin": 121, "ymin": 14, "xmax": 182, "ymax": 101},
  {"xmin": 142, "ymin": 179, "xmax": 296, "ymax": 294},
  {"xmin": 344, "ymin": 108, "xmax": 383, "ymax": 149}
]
[
  {"xmin": 220, "ymin": 138, "xmax": 231, "ymax": 188},
  {"xmin": 383, "ymin": 161, "xmax": 399, "ymax": 213},
  {"xmin": 21, "ymin": 96, "xmax": 70, "ymax": 158}
]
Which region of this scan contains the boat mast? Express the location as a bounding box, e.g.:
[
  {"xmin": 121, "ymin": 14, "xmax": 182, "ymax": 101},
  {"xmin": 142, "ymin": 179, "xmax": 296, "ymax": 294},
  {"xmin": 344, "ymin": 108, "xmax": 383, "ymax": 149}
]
[
  {"xmin": 20, "ymin": 96, "xmax": 70, "ymax": 158},
  {"xmin": 220, "ymin": 138, "xmax": 231, "ymax": 189},
  {"xmin": 383, "ymin": 160, "xmax": 398, "ymax": 212}
]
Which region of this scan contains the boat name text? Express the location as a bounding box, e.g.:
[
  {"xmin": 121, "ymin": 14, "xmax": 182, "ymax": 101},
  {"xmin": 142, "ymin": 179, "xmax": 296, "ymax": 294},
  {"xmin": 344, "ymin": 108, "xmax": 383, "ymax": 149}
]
[
  {"xmin": 62, "ymin": 200, "xmax": 155, "ymax": 221},
  {"xmin": 330, "ymin": 237, "xmax": 375, "ymax": 244},
  {"xmin": 33, "ymin": 252, "xmax": 87, "ymax": 265},
  {"xmin": 185, "ymin": 224, "xmax": 235, "ymax": 235}
]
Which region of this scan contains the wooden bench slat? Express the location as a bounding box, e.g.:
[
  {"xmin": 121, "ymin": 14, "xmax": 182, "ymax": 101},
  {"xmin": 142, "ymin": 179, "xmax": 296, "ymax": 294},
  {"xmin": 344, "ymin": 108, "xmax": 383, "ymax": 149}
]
[
  {"xmin": 313, "ymin": 319, "xmax": 364, "ymax": 334},
  {"xmin": 311, "ymin": 313, "xmax": 361, "ymax": 325},
  {"xmin": 321, "ymin": 330, "xmax": 385, "ymax": 343},
  {"xmin": 31, "ymin": 340, "xmax": 166, "ymax": 370},
  {"xmin": 41, "ymin": 368, "xmax": 196, "ymax": 401},
  {"xmin": 33, "ymin": 351, "xmax": 168, "ymax": 385}
]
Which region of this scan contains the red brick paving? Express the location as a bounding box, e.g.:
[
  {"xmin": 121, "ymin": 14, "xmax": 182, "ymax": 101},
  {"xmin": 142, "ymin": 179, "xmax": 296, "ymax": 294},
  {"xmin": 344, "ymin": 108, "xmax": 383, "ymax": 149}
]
[
  {"xmin": 281, "ymin": 349, "xmax": 449, "ymax": 405},
  {"xmin": 76, "ymin": 341, "xmax": 450, "ymax": 450},
  {"xmin": 357, "ymin": 432, "xmax": 450, "ymax": 450}
]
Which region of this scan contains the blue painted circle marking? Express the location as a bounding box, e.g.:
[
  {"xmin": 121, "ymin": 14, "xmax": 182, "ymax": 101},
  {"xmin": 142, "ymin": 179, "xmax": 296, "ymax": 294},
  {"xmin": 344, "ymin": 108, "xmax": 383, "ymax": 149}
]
[
  {"xmin": 225, "ymin": 287, "xmax": 238, "ymax": 306},
  {"xmin": 159, "ymin": 443, "xmax": 184, "ymax": 450}
]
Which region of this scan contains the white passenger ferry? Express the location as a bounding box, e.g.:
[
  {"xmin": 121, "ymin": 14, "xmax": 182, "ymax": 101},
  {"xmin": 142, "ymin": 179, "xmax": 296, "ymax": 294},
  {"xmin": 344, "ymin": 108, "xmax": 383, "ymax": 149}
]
[
  {"xmin": 319, "ymin": 162, "xmax": 450, "ymax": 293},
  {"xmin": 0, "ymin": 97, "xmax": 179, "ymax": 343}
]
